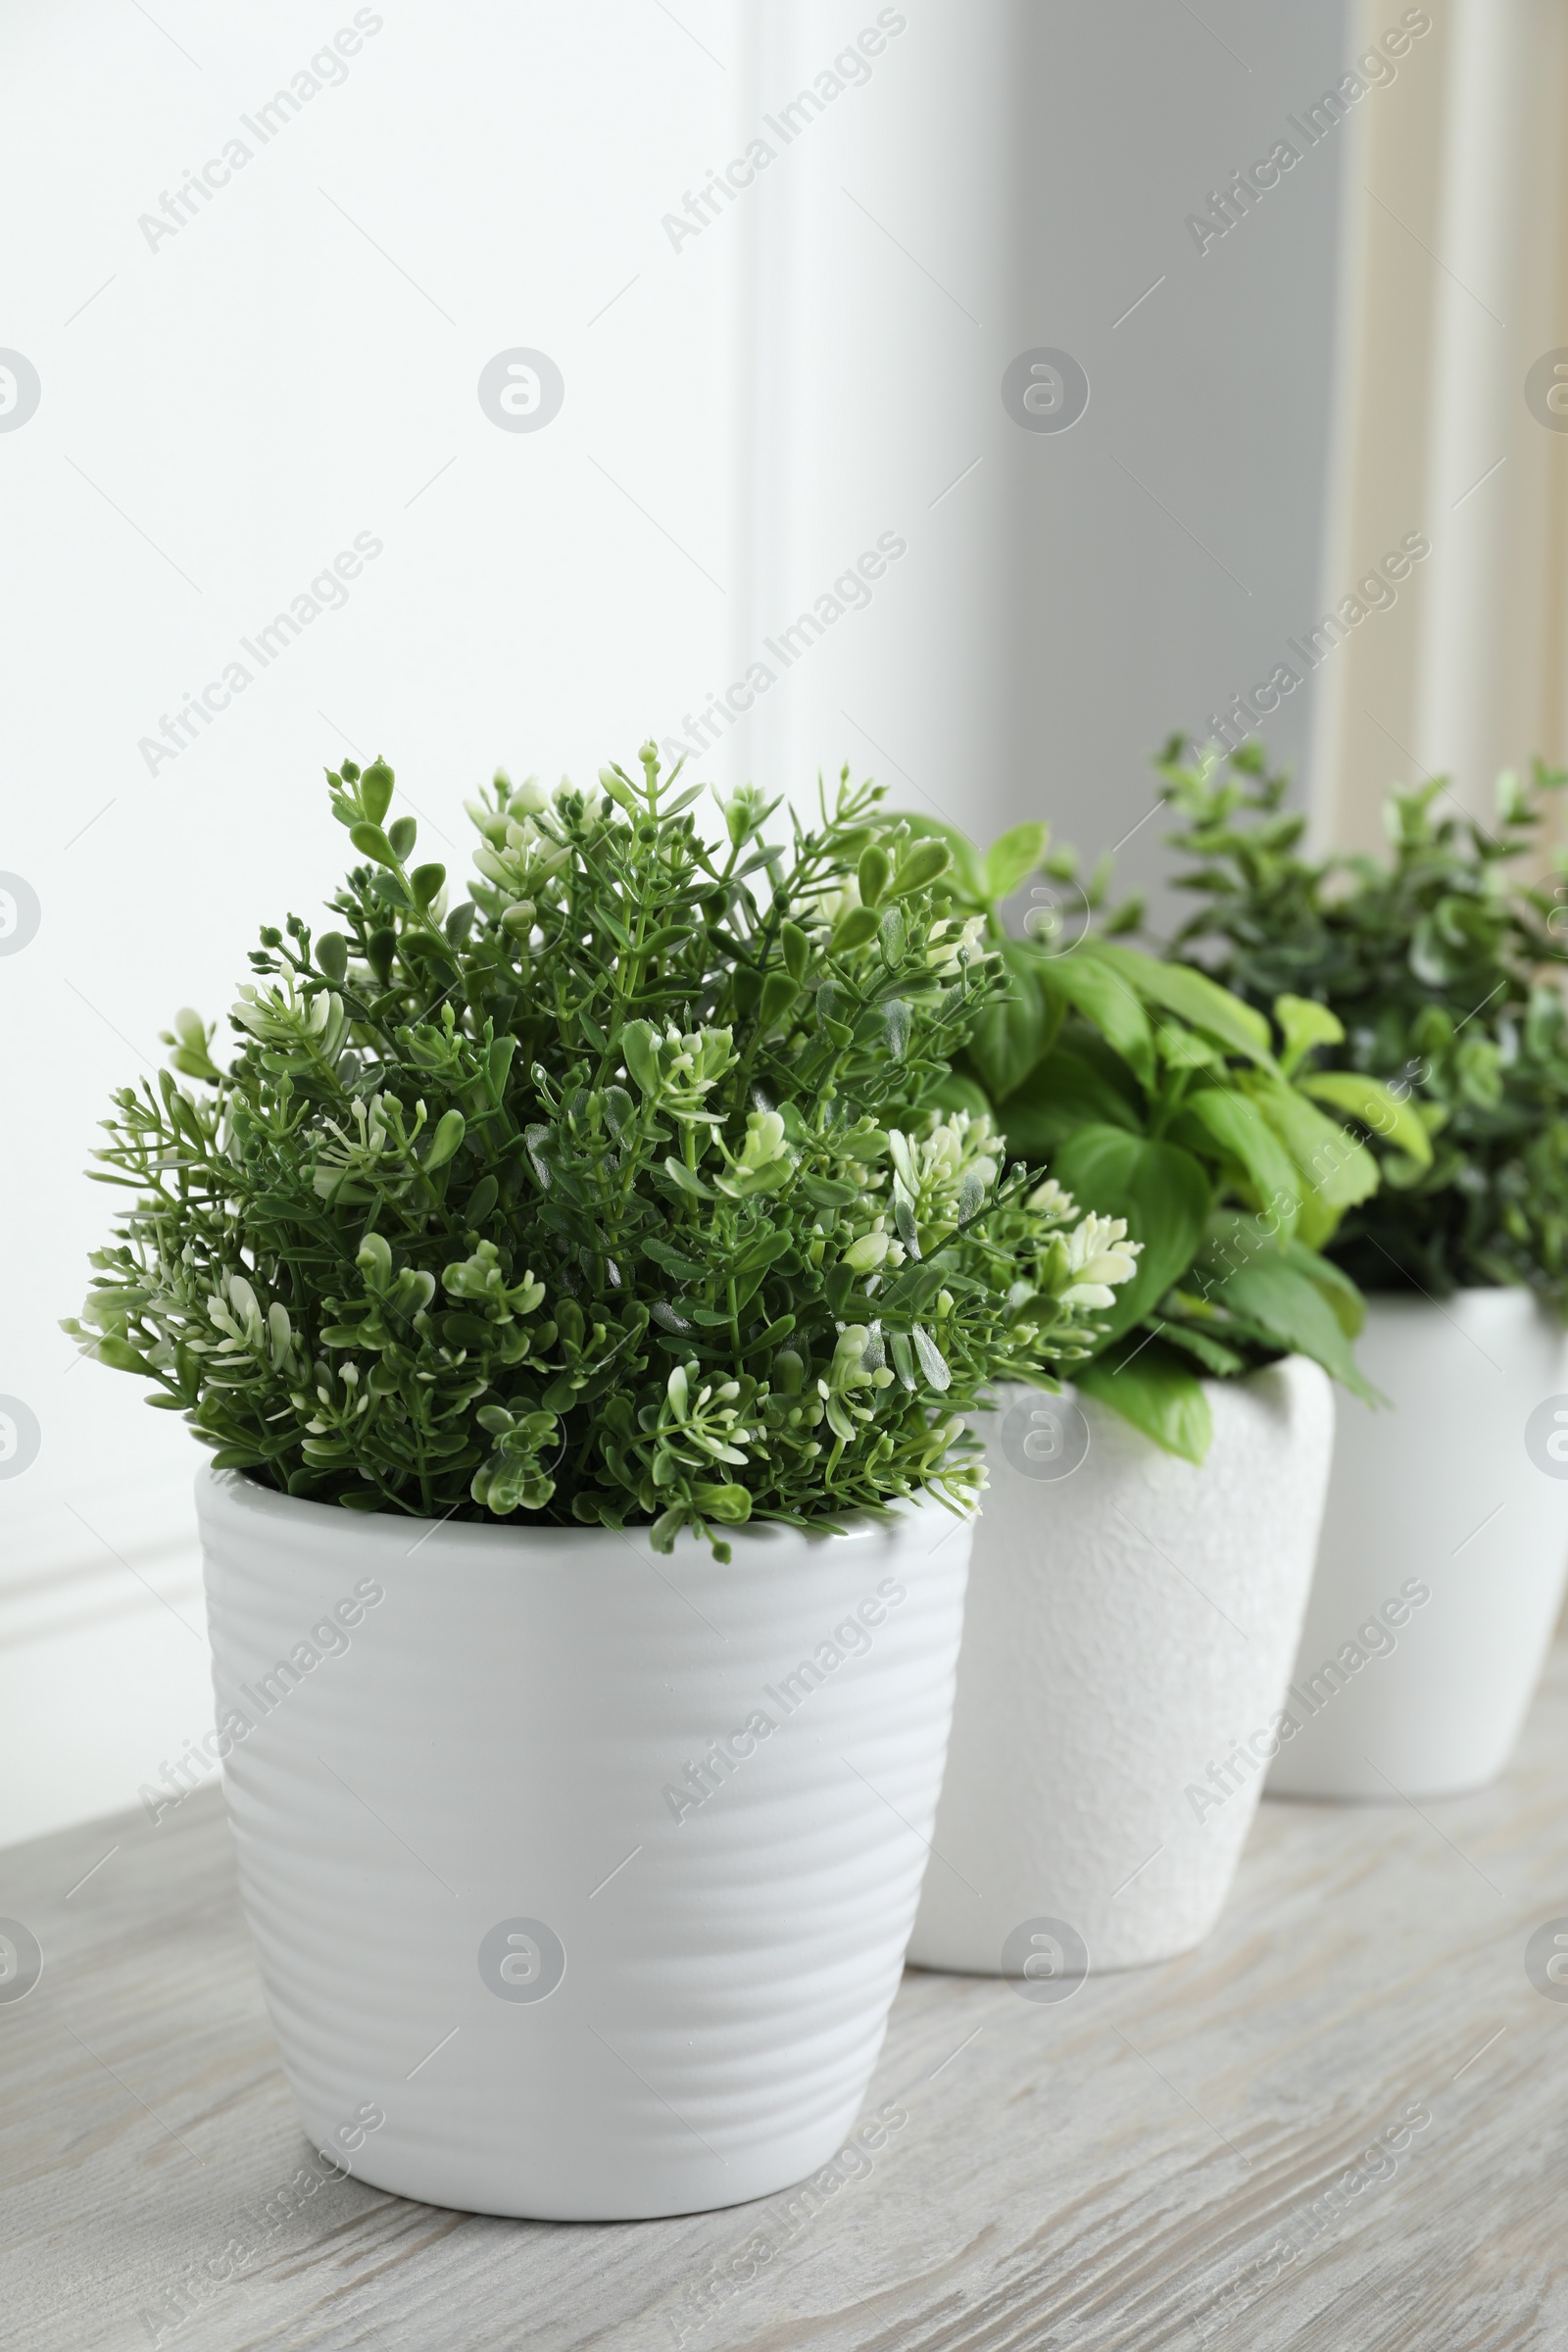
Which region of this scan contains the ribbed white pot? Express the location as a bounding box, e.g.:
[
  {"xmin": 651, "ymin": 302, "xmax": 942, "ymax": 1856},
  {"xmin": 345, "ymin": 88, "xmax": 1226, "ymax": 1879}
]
[
  {"xmin": 197, "ymin": 1469, "xmax": 972, "ymax": 2221},
  {"xmin": 907, "ymin": 1357, "xmax": 1333, "ymax": 1978},
  {"xmin": 1267, "ymin": 1291, "xmax": 1568, "ymax": 1801}
]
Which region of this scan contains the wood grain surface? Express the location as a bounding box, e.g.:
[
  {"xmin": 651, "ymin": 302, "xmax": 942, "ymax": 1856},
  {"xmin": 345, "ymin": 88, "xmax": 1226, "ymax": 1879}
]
[{"xmin": 5, "ymin": 1641, "xmax": 1568, "ymax": 2352}]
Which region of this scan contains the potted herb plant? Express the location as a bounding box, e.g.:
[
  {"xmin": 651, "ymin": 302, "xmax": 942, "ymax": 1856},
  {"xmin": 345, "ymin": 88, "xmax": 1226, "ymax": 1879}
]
[
  {"xmin": 66, "ymin": 747, "xmax": 1134, "ymax": 2220},
  {"xmin": 1161, "ymin": 740, "xmax": 1568, "ymax": 1799},
  {"xmin": 887, "ymin": 814, "xmax": 1396, "ymax": 1975}
]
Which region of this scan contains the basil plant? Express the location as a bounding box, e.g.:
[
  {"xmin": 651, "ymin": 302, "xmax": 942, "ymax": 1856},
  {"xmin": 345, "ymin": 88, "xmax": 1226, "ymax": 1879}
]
[
  {"xmin": 895, "ymin": 814, "xmax": 1400, "ymax": 1463},
  {"xmin": 67, "ymin": 748, "xmax": 1140, "ymax": 1557}
]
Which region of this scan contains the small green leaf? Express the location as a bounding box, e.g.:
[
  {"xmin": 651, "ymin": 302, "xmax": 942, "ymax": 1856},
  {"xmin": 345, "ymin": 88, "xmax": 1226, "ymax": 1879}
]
[
  {"xmin": 423, "ymin": 1109, "xmax": 466, "ymax": 1170},
  {"xmin": 831, "ymin": 905, "xmax": 881, "ymax": 953},
  {"xmin": 887, "ymin": 838, "xmax": 952, "ymax": 901},
  {"xmin": 621, "ymin": 1019, "xmax": 661, "ymax": 1097},
  {"xmin": 350, "ymin": 822, "xmax": 398, "ymax": 869},
  {"xmin": 891, "ymin": 815, "xmax": 986, "ymax": 903},
  {"xmin": 857, "ymin": 844, "xmax": 891, "ymax": 906},
  {"xmin": 781, "ymin": 921, "xmax": 811, "ymax": 982},
  {"xmin": 361, "ymin": 758, "xmax": 395, "ymax": 823},
  {"xmin": 662, "ymin": 1156, "xmax": 715, "ymax": 1199},
  {"xmin": 316, "ymin": 932, "xmax": 349, "ymax": 984},
  {"xmin": 759, "ymin": 970, "xmax": 798, "ymax": 1027}
]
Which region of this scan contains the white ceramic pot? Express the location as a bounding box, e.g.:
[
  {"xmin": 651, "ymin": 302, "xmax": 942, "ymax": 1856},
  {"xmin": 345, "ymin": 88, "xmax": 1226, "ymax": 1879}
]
[
  {"xmin": 1267, "ymin": 1291, "xmax": 1568, "ymax": 1801},
  {"xmin": 907, "ymin": 1357, "xmax": 1333, "ymax": 1978},
  {"xmin": 196, "ymin": 1469, "xmax": 972, "ymax": 2221}
]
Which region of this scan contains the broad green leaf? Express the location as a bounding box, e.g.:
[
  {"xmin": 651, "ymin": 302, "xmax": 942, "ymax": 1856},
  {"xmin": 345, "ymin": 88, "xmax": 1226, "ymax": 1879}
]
[
  {"xmin": 1237, "ymin": 1069, "xmax": 1378, "ymax": 1245},
  {"xmin": 983, "ymin": 821, "xmax": 1051, "ymax": 904},
  {"xmin": 1076, "ymin": 1338, "xmax": 1213, "ymax": 1463},
  {"xmin": 965, "ymin": 939, "xmax": 1061, "ymax": 1102},
  {"xmin": 1273, "ymin": 992, "xmax": 1345, "ymax": 1076},
  {"xmin": 1158, "ymin": 1322, "xmax": 1248, "ymax": 1378},
  {"xmin": 1207, "ymin": 1256, "xmax": 1377, "ymax": 1400},
  {"xmin": 930, "ymin": 1068, "xmax": 993, "ymax": 1120},
  {"xmin": 998, "ymin": 1045, "xmax": 1143, "ymax": 1158},
  {"xmin": 1174, "ymin": 1086, "xmax": 1303, "ymax": 1235},
  {"xmin": 1298, "ymin": 1072, "xmax": 1435, "ymax": 1170},
  {"xmin": 1050, "ymin": 950, "xmax": 1156, "ymax": 1092},
  {"xmin": 1048, "ymin": 1127, "xmax": 1212, "ymax": 1348},
  {"xmin": 1276, "ymin": 1235, "xmax": 1366, "ymax": 1338},
  {"xmin": 1087, "ymin": 942, "xmax": 1275, "ymax": 1065}
]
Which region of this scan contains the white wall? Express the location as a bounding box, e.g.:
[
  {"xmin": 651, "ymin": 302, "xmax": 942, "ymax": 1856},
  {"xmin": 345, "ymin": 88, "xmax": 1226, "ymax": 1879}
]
[
  {"xmin": 0, "ymin": 0, "xmax": 1351, "ymax": 1844},
  {"xmin": 0, "ymin": 0, "xmax": 740, "ymax": 1843},
  {"xmin": 705, "ymin": 1, "xmax": 1353, "ymax": 900}
]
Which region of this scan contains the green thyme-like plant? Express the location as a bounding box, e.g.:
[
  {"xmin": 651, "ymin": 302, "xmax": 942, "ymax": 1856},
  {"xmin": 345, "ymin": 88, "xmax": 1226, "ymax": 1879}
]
[
  {"xmin": 890, "ymin": 812, "xmax": 1398, "ymax": 1462},
  {"xmin": 1158, "ymin": 738, "xmax": 1568, "ymax": 1308},
  {"xmin": 66, "ymin": 747, "xmax": 1141, "ymax": 1556}
]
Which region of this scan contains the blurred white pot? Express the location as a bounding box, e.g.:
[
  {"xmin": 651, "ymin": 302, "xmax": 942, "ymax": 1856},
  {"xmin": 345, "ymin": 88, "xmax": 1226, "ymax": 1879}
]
[
  {"xmin": 1267, "ymin": 1291, "xmax": 1568, "ymax": 1801},
  {"xmin": 907, "ymin": 1356, "xmax": 1333, "ymax": 1979},
  {"xmin": 198, "ymin": 1469, "xmax": 971, "ymax": 2221}
]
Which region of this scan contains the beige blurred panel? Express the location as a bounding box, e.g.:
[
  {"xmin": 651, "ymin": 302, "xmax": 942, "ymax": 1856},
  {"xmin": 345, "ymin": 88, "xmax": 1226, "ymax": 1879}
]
[{"xmin": 1312, "ymin": 0, "xmax": 1568, "ymax": 853}]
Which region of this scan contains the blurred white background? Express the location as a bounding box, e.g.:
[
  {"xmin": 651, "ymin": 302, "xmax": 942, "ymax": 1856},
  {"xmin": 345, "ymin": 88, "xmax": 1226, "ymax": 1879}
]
[{"xmin": 10, "ymin": 0, "xmax": 1560, "ymax": 1843}]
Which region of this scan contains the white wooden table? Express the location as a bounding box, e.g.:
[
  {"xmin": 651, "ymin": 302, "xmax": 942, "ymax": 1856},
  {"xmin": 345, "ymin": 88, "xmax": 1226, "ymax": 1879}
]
[{"xmin": 6, "ymin": 1642, "xmax": 1568, "ymax": 2352}]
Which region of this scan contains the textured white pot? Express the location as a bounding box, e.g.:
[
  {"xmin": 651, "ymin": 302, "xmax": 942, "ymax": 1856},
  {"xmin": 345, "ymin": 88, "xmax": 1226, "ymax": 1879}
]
[
  {"xmin": 197, "ymin": 1469, "xmax": 972, "ymax": 2221},
  {"xmin": 1267, "ymin": 1291, "xmax": 1568, "ymax": 1801},
  {"xmin": 907, "ymin": 1357, "xmax": 1333, "ymax": 1978}
]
